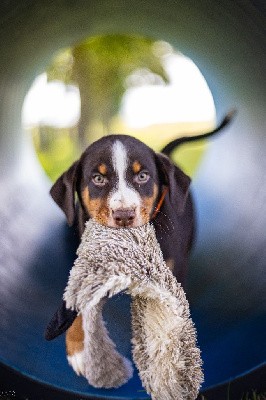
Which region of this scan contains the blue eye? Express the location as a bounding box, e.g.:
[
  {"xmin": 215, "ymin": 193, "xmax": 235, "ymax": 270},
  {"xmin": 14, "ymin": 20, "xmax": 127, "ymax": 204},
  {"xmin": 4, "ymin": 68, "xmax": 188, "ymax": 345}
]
[
  {"xmin": 92, "ymin": 174, "xmax": 107, "ymax": 186},
  {"xmin": 135, "ymin": 171, "xmax": 150, "ymax": 184}
]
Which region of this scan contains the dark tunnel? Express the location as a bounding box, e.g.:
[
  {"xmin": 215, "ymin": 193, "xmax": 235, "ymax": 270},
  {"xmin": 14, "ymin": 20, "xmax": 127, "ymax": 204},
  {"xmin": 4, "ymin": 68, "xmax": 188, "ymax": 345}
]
[{"xmin": 0, "ymin": 1, "xmax": 265, "ymax": 399}]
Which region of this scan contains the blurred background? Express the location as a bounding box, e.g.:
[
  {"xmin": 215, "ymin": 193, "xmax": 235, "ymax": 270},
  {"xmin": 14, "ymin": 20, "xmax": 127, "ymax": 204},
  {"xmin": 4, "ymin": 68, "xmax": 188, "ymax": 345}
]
[{"xmin": 22, "ymin": 34, "xmax": 216, "ymax": 181}]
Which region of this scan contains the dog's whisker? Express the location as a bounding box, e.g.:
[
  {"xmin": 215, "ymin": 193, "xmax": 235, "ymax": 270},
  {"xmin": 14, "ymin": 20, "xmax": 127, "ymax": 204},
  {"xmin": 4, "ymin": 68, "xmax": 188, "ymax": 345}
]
[
  {"xmin": 151, "ymin": 211, "xmax": 175, "ymax": 237},
  {"xmin": 155, "ymin": 210, "xmax": 175, "ymax": 230},
  {"xmin": 152, "ymin": 218, "xmax": 171, "ymax": 237}
]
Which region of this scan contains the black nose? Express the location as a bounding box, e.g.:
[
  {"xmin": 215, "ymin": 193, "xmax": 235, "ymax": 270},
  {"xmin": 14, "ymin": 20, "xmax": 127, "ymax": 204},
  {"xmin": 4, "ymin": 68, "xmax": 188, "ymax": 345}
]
[{"xmin": 112, "ymin": 209, "xmax": 136, "ymax": 227}]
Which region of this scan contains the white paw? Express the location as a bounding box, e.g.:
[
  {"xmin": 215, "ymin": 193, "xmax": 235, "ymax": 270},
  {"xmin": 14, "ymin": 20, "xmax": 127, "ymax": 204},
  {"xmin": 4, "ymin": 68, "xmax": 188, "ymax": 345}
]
[{"xmin": 67, "ymin": 350, "xmax": 85, "ymax": 376}]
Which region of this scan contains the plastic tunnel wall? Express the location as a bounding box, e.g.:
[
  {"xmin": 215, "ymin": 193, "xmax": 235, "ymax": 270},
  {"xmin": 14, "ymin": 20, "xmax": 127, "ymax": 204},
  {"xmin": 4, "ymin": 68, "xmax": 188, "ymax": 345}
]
[{"xmin": 0, "ymin": 1, "xmax": 265, "ymax": 399}]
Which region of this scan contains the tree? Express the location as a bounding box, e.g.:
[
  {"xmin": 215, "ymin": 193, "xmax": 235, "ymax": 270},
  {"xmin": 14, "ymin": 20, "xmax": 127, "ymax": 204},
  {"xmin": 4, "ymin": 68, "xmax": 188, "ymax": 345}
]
[{"xmin": 47, "ymin": 34, "xmax": 171, "ymax": 150}]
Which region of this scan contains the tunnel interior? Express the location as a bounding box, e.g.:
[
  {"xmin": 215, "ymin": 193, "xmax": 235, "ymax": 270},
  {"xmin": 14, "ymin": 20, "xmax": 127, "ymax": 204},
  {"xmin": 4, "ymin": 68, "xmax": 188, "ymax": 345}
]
[{"xmin": 0, "ymin": 1, "xmax": 265, "ymax": 399}]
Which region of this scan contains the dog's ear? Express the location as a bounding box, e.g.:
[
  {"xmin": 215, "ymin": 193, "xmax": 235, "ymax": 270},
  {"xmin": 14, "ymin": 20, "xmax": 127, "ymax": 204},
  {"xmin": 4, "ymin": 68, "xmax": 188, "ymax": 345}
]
[
  {"xmin": 50, "ymin": 161, "xmax": 79, "ymax": 225},
  {"xmin": 155, "ymin": 153, "xmax": 191, "ymax": 214},
  {"xmin": 44, "ymin": 300, "xmax": 77, "ymax": 341}
]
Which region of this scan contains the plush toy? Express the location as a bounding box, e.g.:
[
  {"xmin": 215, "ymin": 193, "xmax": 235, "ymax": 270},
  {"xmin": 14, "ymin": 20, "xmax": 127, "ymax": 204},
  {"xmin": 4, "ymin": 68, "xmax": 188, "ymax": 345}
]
[{"xmin": 45, "ymin": 219, "xmax": 203, "ymax": 400}]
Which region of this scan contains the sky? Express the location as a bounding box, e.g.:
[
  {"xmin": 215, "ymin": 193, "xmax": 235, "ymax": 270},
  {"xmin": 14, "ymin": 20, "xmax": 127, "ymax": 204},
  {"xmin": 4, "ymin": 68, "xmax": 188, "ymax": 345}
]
[{"xmin": 22, "ymin": 53, "xmax": 215, "ymax": 129}]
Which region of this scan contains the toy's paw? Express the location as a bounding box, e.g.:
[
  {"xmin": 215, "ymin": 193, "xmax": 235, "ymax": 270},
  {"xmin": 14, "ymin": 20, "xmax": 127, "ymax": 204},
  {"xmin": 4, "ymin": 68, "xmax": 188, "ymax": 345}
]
[{"xmin": 67, "ymin": 350, "xmax": 85, "ymax": 376}]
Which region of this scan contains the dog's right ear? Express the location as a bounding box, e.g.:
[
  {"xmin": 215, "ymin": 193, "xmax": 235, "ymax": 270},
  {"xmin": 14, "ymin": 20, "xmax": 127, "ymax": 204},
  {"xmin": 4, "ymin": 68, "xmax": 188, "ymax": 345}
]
[
  {"xmin": 155, "ymin": 153, "xmax": 191, "ymax": 215},
  {"xmin": 50, "ymin": 161, "xmax": 79, "ymax": 226}
]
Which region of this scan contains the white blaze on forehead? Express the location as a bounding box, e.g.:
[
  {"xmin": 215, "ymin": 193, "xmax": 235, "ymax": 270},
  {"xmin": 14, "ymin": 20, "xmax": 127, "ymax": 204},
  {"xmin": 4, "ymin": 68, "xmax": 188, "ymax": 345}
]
[
  {"xmin": 110, "ymin": 140, "xmax": 141, "ymax": 211},
  {"xmin": 112, "ymin": 140, "xmax": 128, "ymax": 184}
]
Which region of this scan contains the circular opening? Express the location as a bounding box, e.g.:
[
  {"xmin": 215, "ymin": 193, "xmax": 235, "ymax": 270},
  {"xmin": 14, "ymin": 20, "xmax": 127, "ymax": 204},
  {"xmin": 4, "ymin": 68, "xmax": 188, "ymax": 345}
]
[{"xmin": 22, "ymin": 34, "xmax": 215, "ymax": 182}]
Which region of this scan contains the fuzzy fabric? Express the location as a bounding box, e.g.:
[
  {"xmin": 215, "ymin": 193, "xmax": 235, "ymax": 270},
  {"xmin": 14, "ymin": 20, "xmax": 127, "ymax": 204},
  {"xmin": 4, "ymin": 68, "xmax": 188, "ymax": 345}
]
[{"xmin": 63, "ymin": 219, "xmax": 203, "ymax": 400}]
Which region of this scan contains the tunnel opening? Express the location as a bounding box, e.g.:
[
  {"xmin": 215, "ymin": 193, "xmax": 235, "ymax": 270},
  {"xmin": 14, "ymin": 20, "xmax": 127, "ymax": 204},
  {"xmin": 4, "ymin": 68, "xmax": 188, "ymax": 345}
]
[{"xmin": 21, "ymin": 34, "xmax": 216, "ymax": 184}]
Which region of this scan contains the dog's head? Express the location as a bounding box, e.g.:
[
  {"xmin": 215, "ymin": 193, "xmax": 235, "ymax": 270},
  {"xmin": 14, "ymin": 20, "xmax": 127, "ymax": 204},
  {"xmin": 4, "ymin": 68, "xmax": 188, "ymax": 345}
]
[{"xmin": 50, "ymin": 135, "xmax": 191, "ymax": 228}]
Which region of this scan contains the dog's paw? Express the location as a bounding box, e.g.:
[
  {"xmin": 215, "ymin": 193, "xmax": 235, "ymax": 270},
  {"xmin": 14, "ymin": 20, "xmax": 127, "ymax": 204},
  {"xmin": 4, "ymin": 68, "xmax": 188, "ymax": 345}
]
[{"xmin": 67, "ymin": 350, "xmax": 85, "ymax": 376}]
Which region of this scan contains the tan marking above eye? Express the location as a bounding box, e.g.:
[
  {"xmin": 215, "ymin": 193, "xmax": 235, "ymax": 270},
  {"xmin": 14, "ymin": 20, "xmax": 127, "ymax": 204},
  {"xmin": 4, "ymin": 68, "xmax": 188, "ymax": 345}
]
[
  {"xmin": 98, "ymin": 164, "xmax": 107, "ymax": 175},
  {"xmin": 132, "ymin": 161, "xmax": 142, "ymax": 174}
]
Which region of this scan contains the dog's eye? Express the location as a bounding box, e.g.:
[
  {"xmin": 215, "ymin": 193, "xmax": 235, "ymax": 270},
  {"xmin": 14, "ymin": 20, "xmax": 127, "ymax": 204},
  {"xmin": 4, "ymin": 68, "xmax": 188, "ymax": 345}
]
[
  {"xmin": 92, "ymin": 173, "xmax": 107, "ymax": 186},
  {"xmin": 134, "ymin": 170, "xmax": 150, "ymax": 184}
]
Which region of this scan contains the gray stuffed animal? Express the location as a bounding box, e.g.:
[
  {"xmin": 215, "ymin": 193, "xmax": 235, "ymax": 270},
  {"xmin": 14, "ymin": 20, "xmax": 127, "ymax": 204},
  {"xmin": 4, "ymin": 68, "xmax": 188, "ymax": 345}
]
[{"xmin": 46, "ymin": 219, "xmax": 203, "ymax": 400}]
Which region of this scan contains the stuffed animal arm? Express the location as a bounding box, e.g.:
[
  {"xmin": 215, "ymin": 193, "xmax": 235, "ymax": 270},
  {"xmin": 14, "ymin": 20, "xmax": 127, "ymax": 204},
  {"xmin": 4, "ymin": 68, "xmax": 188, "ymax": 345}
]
[{"xmin": 45, "ymin": 219, "xmax": 203, "ymax": 400}]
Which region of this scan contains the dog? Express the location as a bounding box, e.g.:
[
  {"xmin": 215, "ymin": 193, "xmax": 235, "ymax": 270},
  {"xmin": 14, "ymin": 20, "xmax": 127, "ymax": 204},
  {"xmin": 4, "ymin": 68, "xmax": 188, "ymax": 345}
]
[{"xmin": 46, "ymin": 111, "xmax": 235, "ymax": 376}]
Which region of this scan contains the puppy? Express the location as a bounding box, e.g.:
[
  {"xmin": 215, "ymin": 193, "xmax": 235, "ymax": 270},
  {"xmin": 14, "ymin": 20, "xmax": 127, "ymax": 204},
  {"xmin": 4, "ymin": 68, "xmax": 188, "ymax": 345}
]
[
  {"xmin": 47, "ymin": 111, "xmax": 235, "ymax": 376},
  {"xmin": 50, "ymin": 135, "xmax": 193, "ymax": 375}
]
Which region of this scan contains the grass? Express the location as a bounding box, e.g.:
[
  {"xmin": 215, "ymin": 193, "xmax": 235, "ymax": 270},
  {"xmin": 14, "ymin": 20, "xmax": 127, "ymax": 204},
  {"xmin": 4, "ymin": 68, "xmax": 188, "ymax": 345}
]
[
  {"xmin": 0, "ymin": 392, "xmax": 18, "ymax": 400},
  {"xmin": 200, "ymin": 390, "xmax": 266, "ymax": 400},
  {"xmin": 29, "ymin": 119, "xmax": 212, "ymax": 183},
  {"xmin": 240, "ymin": 392, "xmax": 266, "ymax": 400}
]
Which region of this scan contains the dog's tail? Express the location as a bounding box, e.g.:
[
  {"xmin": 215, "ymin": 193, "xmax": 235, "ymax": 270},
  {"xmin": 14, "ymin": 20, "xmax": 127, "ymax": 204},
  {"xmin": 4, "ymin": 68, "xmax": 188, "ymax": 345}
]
[{"xmin": 161, "ymin": 109, "xmax": 237, "ymax": 157}]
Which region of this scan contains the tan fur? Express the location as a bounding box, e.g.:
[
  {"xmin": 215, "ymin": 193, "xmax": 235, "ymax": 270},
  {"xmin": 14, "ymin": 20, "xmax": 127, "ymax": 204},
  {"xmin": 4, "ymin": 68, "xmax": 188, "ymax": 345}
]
[
  {"xmin": 141, "ymin": 183, "xmax": 159, "ymax": 223},
  {"xmin": 166, "ymin": 258, "xmax": 175, "ymax": 272},
  {"xmin": 66, "ymin": 315, "xmax": 84, "ymax": 356},
  {"xmin": 81, "ymin": 187, "xmax": 109, "ymax": 225},
  {"xmin": 82, "ymin": 184, "xmax": 159, "ymax": 226},
  {"xmin": 132, "ymin": 160, "xmax": 142, "ymax": 174},
  {"xmin": 98, "ymin": 164, "xmax": 107, "ymax": 175}
]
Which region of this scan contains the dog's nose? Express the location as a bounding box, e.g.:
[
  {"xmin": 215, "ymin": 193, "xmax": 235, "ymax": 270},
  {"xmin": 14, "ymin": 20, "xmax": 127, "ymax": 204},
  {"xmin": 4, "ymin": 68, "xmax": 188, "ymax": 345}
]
[{"xmin": 112, "ymin": 209, "xmax": 136, "ymax": 227}]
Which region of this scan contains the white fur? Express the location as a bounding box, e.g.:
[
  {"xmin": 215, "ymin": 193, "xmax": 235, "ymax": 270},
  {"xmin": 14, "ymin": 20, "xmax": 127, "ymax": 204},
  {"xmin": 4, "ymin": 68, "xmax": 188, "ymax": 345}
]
[
  {"xmin": 109, "ymin": 141, "xmax": 141, "ymax": 225},
  {"xmin": 67, "ymin": 350, "xmax": 85, "ymax": 376},
  {"xmin": 75, "ymin": 275, "xmax": 132, "ymax": 312}
]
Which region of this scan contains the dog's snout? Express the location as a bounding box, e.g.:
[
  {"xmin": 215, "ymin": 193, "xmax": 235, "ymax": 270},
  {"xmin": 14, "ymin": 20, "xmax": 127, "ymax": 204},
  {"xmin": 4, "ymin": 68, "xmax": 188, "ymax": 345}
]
[{"xmin": 112, "ymin": 209, "xmax": 136, "ymax": 227}]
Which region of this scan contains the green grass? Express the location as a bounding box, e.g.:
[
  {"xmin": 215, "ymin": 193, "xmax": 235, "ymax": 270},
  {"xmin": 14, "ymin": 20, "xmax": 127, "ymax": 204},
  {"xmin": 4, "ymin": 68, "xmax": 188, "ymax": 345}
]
[
  {"xmin": 200, "ymin": 390, "xmax": 266, "ymax": 400},
  {"xmin": 29, "ymin": 121, "xmax": 210, "ymax": 182}
]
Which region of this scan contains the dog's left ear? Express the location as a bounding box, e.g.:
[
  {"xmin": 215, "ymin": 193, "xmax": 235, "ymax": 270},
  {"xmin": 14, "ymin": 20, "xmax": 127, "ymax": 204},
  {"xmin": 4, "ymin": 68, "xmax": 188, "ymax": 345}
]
[
  {"xmin": 155, "ymin": 153, "xmax": 191, "ymax": 214},
  {"xmin": 44, "ymin": 300, "xmax": 77, "ymax": 341},
  {"xmin": 50, "ymin": 160, "xmax": 79, "ymax": 226}
]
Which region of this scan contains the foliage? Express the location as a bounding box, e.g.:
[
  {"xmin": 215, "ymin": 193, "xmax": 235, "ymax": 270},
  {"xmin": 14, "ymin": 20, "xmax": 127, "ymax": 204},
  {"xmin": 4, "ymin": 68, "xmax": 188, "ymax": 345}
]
[
  {"xmin": 34, "ymin": 34, "xmax": 213, "ymax": 181},
  {"xmin": 47, "ymin": 35, "xmax": 171, "ymax": 149},
  {"xmin": 31, "ymin": 126, "xmax": 79, "ymax": 182}
]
